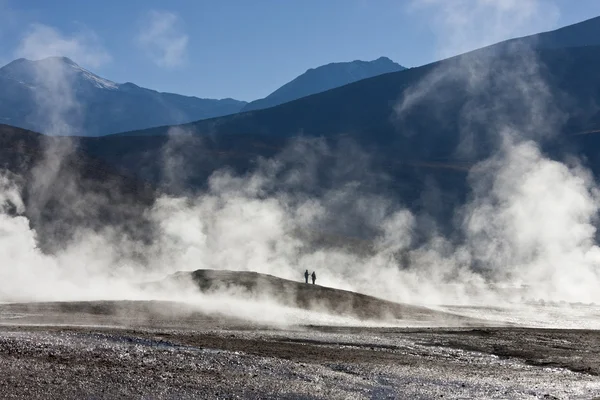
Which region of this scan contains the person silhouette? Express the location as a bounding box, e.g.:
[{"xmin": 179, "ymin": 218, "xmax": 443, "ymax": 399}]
[
  {"xmin": 304, "ymin": 269, "xmax": 309, "ymax": 284},
  {"xmin": 311, "ymin": 271, "xmax": 316, "ymax": 285}
]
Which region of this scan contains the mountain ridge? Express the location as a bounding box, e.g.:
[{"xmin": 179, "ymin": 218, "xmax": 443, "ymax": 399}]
[
  {"xmin": 0, "ymin": 57, "xmax": 248, "ymax": 136},
  {"xmin": 242, "ymin": 56, "xmax": 405, "ymax": 112}
]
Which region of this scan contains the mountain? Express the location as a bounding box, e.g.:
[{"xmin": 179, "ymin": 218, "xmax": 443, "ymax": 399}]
[
  {"xmin": 0, "ymin": 57, "xmax": 247, "ymax": 136},
  {"xmin": 241, "ymin": 56, "xmax": 405, "ymax": 112},
  {"xmin": 61, "ymin": 17, "xmax": 600, "ymax": 239},
  {"xmin": 5, "ymin": 17, "xmax": 600, "ymax": 245}
]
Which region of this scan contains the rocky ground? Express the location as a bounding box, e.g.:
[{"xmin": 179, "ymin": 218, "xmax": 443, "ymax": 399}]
[{"xmin": 0, "ymin": 301, "xmax": 599, "ymax": 399}]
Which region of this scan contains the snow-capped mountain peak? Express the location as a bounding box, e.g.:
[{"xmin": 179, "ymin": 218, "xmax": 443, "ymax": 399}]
[
  {"xmin": 0, "ymin": 56, "xmax": 248, "ymax": 136},
  {"xmin": 0, "ymin": 56, "xmax": 119, "ymax": 90}
]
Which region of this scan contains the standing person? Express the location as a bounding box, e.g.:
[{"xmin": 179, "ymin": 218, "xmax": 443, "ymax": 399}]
[
  {"xmin": 304, "ymin": 269, "xmax": 309, "ymax": 284},
  {"xmin": 311, "ymin": 271, "xmax": 316, "ymax": 285}
]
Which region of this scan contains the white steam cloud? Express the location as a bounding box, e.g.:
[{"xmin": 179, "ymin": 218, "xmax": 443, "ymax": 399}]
[
  {"xmin": 13, "ymin": 23, "xmax": 112, "ymax": 136},
  {"xmin": 0, "ymin": 130, "xmax": 599, "ymax": 327},
  {"xmin": 393, "ymin": 0, "xmax": 600, "ymax": 308},
  {"xmin": 464, "ymin": 139, "xmax": 600, "ymax": 303},
  {"xmin": 16, "ymin": 24, "xmax": 111, "ymax": 69},
  {"xmin": 409, "ymin": 0, "xmax": 560, "ymax": 59},
  {"xmin": 136, "ymin": 10, "xmax": 188, "ymax": 68}
]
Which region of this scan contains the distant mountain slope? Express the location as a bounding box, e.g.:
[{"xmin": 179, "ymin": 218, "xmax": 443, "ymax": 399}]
[
  {"xmin": 0, "ymin": 57, "xmax": 247, "ymax": 136},
  {"xmin": 106, "ymin": 45, "xmax": 600, "ymax": 153},
  {"xmin": 242, "ymin": 57, "xmax": 405, "ymax": 112}
]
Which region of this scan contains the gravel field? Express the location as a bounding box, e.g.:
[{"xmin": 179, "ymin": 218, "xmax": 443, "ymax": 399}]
[{"xmin": 0, "ymin": 301, "xmax": 599, "ymax": 399}]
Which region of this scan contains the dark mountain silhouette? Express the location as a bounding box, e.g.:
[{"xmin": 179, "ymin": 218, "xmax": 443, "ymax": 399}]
[
  {"xmin": 0, "ymin": 57, "xmax": 247, "ymax": 136},
  {"xmin": 242, "ymin": 56, "xmax": 405, "ymax": 112}
]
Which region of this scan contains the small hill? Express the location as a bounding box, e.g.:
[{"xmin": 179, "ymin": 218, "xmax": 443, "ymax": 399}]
[
  {"xmin": 0, "ymin": 57, "xmax": 247, "ymax": 136},
  {"xmin": 242, "ymin": 57, "xmax": 405, "ymax": 111},
  {"xmin": 159, "ymin": 269, "xmax": 478, "ymax": 324}
]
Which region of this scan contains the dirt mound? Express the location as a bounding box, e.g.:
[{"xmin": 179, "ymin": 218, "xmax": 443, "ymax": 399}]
[{"xmin": 161, "ymin": 269, "xmax": 480, "ymax": 324}]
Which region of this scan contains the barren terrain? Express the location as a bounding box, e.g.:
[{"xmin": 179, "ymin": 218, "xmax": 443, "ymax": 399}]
[{"xmin": 0, "ymin": 297, "xmax": 599, "ymax": 399}]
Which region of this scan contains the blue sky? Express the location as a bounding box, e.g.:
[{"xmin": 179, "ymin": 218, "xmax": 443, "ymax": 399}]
[{"xmin": 2, "ymin": 0, "xmax": 600, "ymax": 101}]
